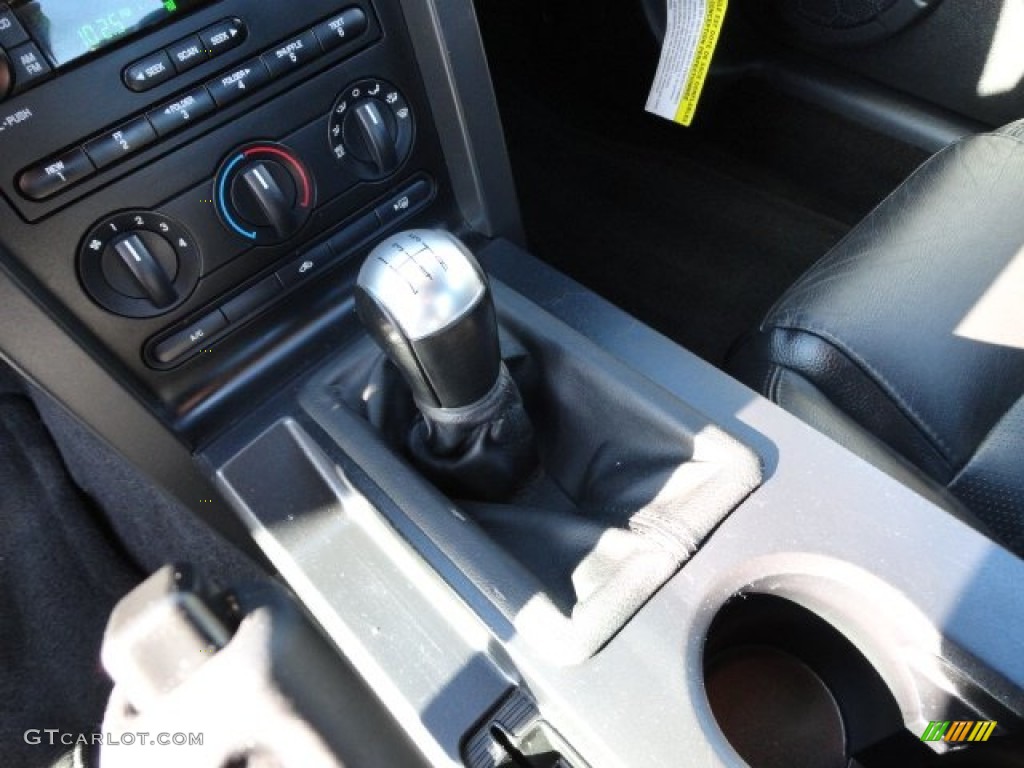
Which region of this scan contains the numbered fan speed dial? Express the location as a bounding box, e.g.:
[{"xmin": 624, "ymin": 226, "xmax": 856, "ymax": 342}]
[
  {"xmin": 79, "ymin": 211, "xmax": 201, "ymax": 318},
  {"xmin": 328, "ymin": 78, "xmax": 414, "ymax": 180}
]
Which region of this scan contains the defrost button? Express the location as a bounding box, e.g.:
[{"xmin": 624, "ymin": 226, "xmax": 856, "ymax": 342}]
[{"xmin": 375, "ymin": 180, "xmax": 433, "ymax": 225}]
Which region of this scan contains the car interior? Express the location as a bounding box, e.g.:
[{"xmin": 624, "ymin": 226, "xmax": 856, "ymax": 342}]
[{"xmin": 0, "ymin": 0, "xmax": 1022, "ymax": 766}]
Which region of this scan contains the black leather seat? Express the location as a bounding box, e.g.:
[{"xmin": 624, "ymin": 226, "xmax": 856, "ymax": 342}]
[{"xmin": 729, "ymin": 121, "xmax": 1024, "ymax": 558}]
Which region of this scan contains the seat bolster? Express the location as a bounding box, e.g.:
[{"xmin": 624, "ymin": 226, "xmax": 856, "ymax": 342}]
[
  {"xmin": 729, "ymin": 327, "xmax": 953, "ymax": 482},
  {"xmin": 729, "ymin": 330, "xmax": 985, "ymax": 532},
  {"xmin": 760, "ymin": 132, "xmax": 1024, "ymax": 469},
  {"xmin": 728, "ymin": 123, "xmax": 1024, "ymax": 556},
  {"xmin": 949, "ymin": 397, "xmax": 1024, "ymax": 555}
]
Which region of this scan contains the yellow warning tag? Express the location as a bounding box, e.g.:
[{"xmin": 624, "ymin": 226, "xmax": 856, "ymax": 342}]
[{"xmin": 645, "ymin": 0, "xmax": 728, "ymax": 126}]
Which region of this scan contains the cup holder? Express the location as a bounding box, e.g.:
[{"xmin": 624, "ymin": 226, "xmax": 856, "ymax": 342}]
[{"xmin": 703, "ymin": 594, "xmax": 935, "ymax": 768}]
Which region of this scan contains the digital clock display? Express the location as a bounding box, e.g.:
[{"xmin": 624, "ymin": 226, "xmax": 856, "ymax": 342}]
[{"xmin": 15, "ymin": 0, "xmax": 207, "ymax": 68}]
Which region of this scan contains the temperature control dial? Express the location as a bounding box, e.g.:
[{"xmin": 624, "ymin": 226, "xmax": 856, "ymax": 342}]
[
  {"xmin": 329, "ymin": 78, "xmax": 414, "ymax": 180},
  {"xmin": 215, "ymin": 143, "xmax": 315, "ymax": 245},
  {"xmin": 79, "ymin": 211, "xmax": 200, "ymax": 318}
]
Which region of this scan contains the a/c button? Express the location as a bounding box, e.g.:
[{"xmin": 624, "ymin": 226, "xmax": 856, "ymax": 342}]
[{"xmin": 153, "ymin": 309, "xmax": 227, "ymax": 364}]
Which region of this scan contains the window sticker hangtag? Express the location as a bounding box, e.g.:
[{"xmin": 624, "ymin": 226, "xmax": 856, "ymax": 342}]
[{"xmin": 645, "ymin": 0, "xmax": 729, "ymax": 127}]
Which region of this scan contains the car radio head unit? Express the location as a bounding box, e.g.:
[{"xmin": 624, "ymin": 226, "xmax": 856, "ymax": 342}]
[{"xmin": 13, "ymin": 0, "xmax": 209, "ymax": 69}]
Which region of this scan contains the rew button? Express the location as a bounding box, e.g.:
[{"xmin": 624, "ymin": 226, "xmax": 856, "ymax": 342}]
[{"xmin": 18, "ymin": 147, "xmax": 94, "ymax": 200}]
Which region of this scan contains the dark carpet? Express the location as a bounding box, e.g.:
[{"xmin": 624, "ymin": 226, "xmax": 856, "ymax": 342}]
[
  {"xmin": 0, "ymin": 361, "xmax": 267, "ymax": 767},
  {"xmin": 476, "ymin": 0, "xmax": 929, "ymax": 364},
  {"xmin": 0, "ymin": 372, "xmax": 140, "ymax": 768}
]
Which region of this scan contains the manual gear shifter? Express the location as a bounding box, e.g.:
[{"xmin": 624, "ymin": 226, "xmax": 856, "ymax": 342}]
[
  {"xmin": 355, "ymin": 229, "xmax": 536, "ymax": 500},
  {"xmin": 355, "ymin": 229, "xmax": 501, "ymax": 409}
]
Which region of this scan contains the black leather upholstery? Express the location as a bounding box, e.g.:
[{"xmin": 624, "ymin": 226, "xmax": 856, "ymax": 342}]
[{"xmin": 729, "ymin": 121, "xmax": 1024, "ymax": 557}]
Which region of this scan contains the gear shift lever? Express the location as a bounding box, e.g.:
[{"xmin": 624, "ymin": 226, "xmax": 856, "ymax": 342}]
[
  {"xmin": 355, "ymin": 229, "xmax": 501, "ymax": 409},
  {"xmin": 355, "ymin": 229, "xmax": 536, "ymax": 500}
]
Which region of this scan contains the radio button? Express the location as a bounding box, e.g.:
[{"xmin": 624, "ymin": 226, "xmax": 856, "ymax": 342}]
[
  {"xmin": 9, "ymin": 42, "xmax": 51, "ymax": 93},
  {"xmin": 167, "ymin": 35, "xmax": 207, "ymax": 74},
  {"xmin": 18, "ymin": 147, "xmax": 95, "ymax": 201},
  {"xmin": 84, "ymin": 118, "xmax": 158, "ymax": 170},
  {"xmin": 199, "ymin": 18, "xmax": 246, "ymax": 58},
  {"xmin": 206, "ymin": 58, "xmax": 270, "ymax": 107},
  {"xmin": 0, "ymin": 50, "xmax": 11, "ymax": 101},
  {"xmin": 124, "ymin": 51, "xmax": 175, "ymax": 92},
  {"xmin": 0, "ymin": 4, "xmax": 29, "ymax": 49},
  {"xmin": 261, "ymin": 30, "xmax": 319, "ymax": 79},
  {"xmin": 313, "ymin": 7, "xmax": 369, "ymax": 53},
  {"xmin": 147, "ymin": 86, "xmax": 216, "ymax": 137}
]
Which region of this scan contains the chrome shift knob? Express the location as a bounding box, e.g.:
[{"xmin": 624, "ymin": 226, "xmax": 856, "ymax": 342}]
[{"xmin": 355, "ymin": 229, "xmax": 501, "ymax": 408}]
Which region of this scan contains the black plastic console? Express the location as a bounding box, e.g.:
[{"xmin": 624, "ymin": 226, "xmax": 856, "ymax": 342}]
[
  {"xmin": 301, "ymin": 277, "xmax": 761, "ymax": 662},
  {"xmin": 203, "ymin": 239, "xmax": 1024, "ymax": 767}
]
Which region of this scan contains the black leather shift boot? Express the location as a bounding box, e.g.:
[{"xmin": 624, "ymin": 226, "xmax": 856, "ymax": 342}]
[
  {"xmin": 358, "ymin": 342, "xmax": 538, "ymax": 501},
  {"xmin": 332, "ymin": 316, "xmax": 761, "ymax": 611},
  {"xmin": 407, "ymin": 364, "xmax": 538, "ymax": 501}
]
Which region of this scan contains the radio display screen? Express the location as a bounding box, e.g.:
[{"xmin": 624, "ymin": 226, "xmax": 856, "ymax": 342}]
[{"xmin": 16, "ymin": 0, "xmax": 209, "ymax": 68}]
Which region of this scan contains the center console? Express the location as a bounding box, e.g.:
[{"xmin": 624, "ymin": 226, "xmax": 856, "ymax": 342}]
[{"xmin": 1, "ymin": 1, "xmax": 1022, "ymax": 766}]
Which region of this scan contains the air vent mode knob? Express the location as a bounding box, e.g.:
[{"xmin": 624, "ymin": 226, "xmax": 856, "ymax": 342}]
[
  {"xmin": 329, "ymin": 78, "xmax": 414, "ymax": 180},
  {"xmin": 215, "ymin": 143, "xmax": 315, "ymax": 245}
]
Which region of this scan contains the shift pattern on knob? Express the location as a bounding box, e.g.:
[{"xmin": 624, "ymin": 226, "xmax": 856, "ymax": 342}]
[
  {"xmin": 358, "ymin": 230, "xmax": 486, "ymax": 340},
  {"xmin": 356, "ymin": 230, "xmax": 501, "ymax": 409}
]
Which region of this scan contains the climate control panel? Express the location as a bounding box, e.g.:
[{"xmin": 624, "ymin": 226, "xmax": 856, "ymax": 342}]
[
  {"xmin": 77, "ymin": 71, "xmax": 420, "ymax": 325},
  {"xmin": 0, "ymin": 0, "xmax": 456, "ymax": 427}
]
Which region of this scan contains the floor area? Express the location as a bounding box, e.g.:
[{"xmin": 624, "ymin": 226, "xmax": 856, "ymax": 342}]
[{"xmin": 475, "ymin": 0, "xmax": 929, "ymax": 364}]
